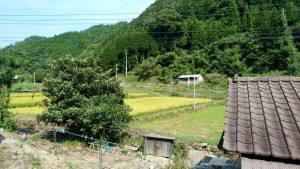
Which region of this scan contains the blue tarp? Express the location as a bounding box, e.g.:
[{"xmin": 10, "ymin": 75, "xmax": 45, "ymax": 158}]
[{"xmin": 0, "ymin": 134, "xmax": 5, "ymax": 143}]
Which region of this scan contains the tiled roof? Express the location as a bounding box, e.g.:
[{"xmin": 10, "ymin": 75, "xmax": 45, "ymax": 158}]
[{"xmin": 222, "ymin": 77, "xmax": 300, "ymax": 160}]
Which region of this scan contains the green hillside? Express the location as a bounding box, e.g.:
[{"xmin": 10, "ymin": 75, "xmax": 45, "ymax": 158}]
[{"xmin": 1, "ymin": 0, "xmax": 300, "ymax": 83}]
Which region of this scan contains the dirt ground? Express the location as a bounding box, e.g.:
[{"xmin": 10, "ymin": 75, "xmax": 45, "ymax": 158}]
[{"xmin": 0, "ymin": 131, "xmax": 172, "ymax": 169}]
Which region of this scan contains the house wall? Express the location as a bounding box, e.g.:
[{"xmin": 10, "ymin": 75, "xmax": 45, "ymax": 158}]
[{"xmin": 178, "ymin": 77, "xmax": 203, "ymax": 84}]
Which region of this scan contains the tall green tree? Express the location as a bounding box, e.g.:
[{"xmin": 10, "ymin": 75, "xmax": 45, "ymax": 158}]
[
  {"xmin": 0, "ymin": 56, "xmax": 17, "ymax": 130},
  {"xmin": 37, "ymin": 57, "xmax": 131, "ymax": 142},
  {"xmin": 96, "ymin": 27, "xmax": 158, "ymax": 72}
]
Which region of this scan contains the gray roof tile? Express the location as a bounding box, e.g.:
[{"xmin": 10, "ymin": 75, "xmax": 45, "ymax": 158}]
[
  {"xmin": 253, "ymin": 144, "xmax": 272, "ymax": 156},
  {"xmin": 222, "ymin": 77, "xmax": 300, "ymax": 161}
]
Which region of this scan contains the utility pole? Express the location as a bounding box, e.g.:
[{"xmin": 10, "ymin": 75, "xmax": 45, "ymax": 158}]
[
  {"xmin": 187, "ymin": 71, "xmax": 190, "ymax": 89},
  {"xmin": 193, "ymin": 74, "xmax": 196, "ymax": 111},
  {"xmin": 115, "ymin": 64, "xmax": 118, "ymax": 77},
  {"xmin": 125, "ymin": 50, "xmax": 128, "ymax": 78},
  {"xmin": 53, "ymin": 130, "xmax": 57, "ymax": 156},
  {"xmin": 99, "ymin": 149, "xmax": 103, "ymax": 169},
  {"xmin": 33, "ymin": 72, "xmax": 36, "ymax": 85}
]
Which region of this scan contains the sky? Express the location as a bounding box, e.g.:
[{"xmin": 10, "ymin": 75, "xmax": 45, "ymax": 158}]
[{"xmin": 0, "ymin": 0, "xmax": 155, "ymax": 48}]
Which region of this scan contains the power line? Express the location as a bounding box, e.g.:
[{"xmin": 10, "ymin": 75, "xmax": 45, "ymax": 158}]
[
  {"xmin": 0, "ymin": 13, "xmax": 140, "ymax": 17},
  {"xmin": 0, "ymin": 3, "xmax": 288, "ymax": 19},
  {"xmin": 0, "ymin": 8, "xmax": 298, "ymax": 24},
  {"xmin": 0, "ymin": 18, "xmax": 133, "ymax": 21},
  {"xmin": 0, "ymin": 22, "xmax": 118, "ymax": 25}
]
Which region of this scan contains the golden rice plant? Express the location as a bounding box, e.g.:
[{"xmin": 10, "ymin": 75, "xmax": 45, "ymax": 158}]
[
  {"xmin": 9, "ymin": 96, "xmax": 46, "ymax": 107},
  {"xmin": 10, "ymin": 92, "xmax": 43, "ymax": 98},
  {"xmin": 8, "ymin": 107, "xmax": 45, "ymax": 114},
  {"xmin": 125, "ymin": 97, "xmax": 211, "ymax": 115}
]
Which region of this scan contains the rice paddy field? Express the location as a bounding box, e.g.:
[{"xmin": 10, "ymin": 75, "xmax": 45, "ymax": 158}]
[
  {"xmin": 8, "ymin": 91, "xmax": 225, "ymax": 144},
  {"xmin": 8, "ymin": 107, "xmax": 45, "ymax": 114},
  {"xmin": 8, "ymin": 92, "xmax": 46, "ymax": 113},
  {"xmin": 9, "ymin": 92, "xmax": 211, "ymax": 115},
  {"xmin": 131, "ymin": 105, "xmax": 226, "ymax": 144},
  {"xmin": 125, "ymin": 97, "xmax": 211, "ymax": 115}
]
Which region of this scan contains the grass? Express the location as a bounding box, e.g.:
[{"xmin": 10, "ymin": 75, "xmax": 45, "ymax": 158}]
[
  {"xmin": 27, "ymin": 155, "xmax": 41, "ymax": 167},
  {"xmin": 126, "ymin": 92, "xmax": 151, "ymax": 98},
  {"xmin": 30, "ymin": 135, "xmax": 42, "ymax": 142},
  {"xmin": 63, "ymin": 140, "xmax": 85, "ymax": 147},
  {"xmin": 131, "ymin": 105, "xmax": 226, "ymax": 145},
  {"xmin": 66, "ymin": 161, "xmax": 78, "ymax": 169},
  {"xmin": 11, "ymin": 83, "xmax": 43, "ymax": 92},
  {"xmin": 125, "ymin": 97, "xmax": 211, "ymax": 115}
]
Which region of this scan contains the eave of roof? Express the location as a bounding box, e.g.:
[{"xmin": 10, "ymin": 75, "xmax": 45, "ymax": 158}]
[
  {"xmin": 178, "ymin": 74, "xmax": 202, "ymax": 78},
  {"xmin": 143, "ymin": 133, "xmax": 176, "ymax": 140},
  {"xmin": 242, "ymin": 155, "xmax": 300, "ymax": 169}
]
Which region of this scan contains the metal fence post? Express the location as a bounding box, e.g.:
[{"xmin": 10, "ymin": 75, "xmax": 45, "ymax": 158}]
[
  {"xmin": 99, "ymin": 147, "xmax": 103, "ymax": 169},
  {"xmin": 54, "ymin": 130, "xmax": 57, "ymax": 156}
]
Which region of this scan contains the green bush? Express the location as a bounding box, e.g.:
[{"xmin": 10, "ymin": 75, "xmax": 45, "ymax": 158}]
[
  {"xmin": 205, "ymin": 73, "xmax": 227, "ymax": 85},
  {"xmin": 172, "ymin": 142, "xmax": 187, "ymax": 169},
  {"xmin": 0, "ymin": 87, "xmax": 18, "ymax": 131},
  {"xmin": 37, "ymin": 57, "xmax": 131, "ymax": 142},
  {"xmin": 171, "ymin": 91, "xmax": 183, "ymax": 97}
]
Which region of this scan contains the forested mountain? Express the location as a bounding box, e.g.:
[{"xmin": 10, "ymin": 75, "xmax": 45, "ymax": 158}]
[{"xmin": 1, "ymin": 0, "xmax": 300, "ymax": 83}]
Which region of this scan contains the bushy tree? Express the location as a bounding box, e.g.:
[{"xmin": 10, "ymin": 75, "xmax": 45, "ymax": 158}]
[
  {"xmin": 0, "ymin": 56, "xmax": 17, "ymax": 130},
  {"xmin": 37, "ymin": 57, "xmax": 131, "ymax": 142},
  {"xmin": 134, "ymin": 57, "xmax": 161, "ymax": 81}
]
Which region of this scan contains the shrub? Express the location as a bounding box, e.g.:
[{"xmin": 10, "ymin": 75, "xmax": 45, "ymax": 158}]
[
  {"xmin": 0, "ymin": 87, "xmax": 18, "ymax": 131},
  {"xmin": 205, "ymin": 73, "xmax": 227, "ymax": 85},
  {"xmin": 37, "ymin": 57, "xmax": 131, "ymax": 142}
]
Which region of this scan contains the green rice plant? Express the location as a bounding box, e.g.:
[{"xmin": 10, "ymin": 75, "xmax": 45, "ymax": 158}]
[
  {"xmin": 131, "ymin": 105, "xmax": 226, "ymax": 144},
  {"xmin": 126, "ymin": 92, "xmax": 151, "ymax": 99}
]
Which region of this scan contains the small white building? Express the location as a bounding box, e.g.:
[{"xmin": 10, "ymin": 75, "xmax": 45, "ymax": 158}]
[
  {"xmin": 178, "ymin": 74, "xmax": 204, "ymax": 84},
  {"xmin": 13, "ymin": 75, "xmax": 19, "ymax": 80}
]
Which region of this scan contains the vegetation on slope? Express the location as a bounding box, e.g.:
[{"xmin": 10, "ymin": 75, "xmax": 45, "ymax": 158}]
[{"xmin": 1, "ymin": 0, "xmax": 300, "ymax": 83}]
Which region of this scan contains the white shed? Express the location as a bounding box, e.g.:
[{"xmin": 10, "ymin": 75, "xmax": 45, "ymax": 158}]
[{"xmin": 178, "ymin": 74, "xmax": 204, "ymax": 84}]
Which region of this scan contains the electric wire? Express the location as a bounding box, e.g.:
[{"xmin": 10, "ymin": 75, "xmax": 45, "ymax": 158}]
[{"xmin": 0, "ymin": 13, "xmax": 141, "ymax": 17}]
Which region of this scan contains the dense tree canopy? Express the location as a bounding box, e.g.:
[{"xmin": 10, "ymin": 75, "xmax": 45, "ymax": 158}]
[
  {"xmin": 1, "ymin": 0, "xmax": 300, "ymax": 82},
  {"xmin": 0, "ymin": 56, "xmax": 17, "ymax": 130},
  {"xmin": 37, "ymin": 57, "xmax": 131, "ymax": 142}
]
